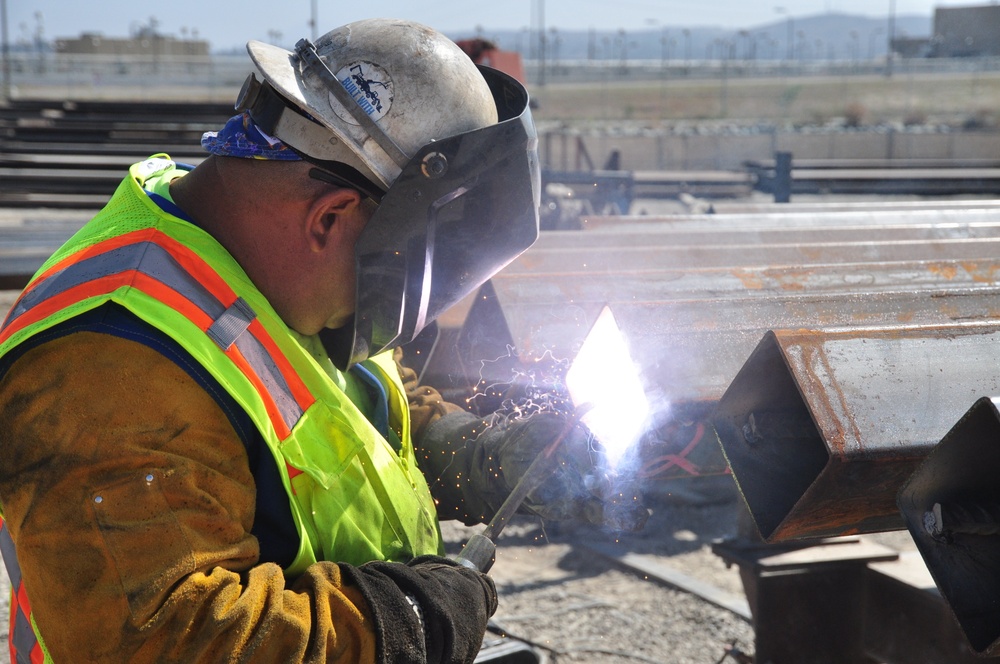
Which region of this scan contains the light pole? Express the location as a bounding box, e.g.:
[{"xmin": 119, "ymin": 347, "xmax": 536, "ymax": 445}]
[
  {"xmin": 774, "ymin": 6, "xmax": 793, "ymax": 62},
  {"xmin": 659, "ymin": 26, "xmax": 669, "ymax": 120},
  {"xmin": 682, "ymin": 28, "xmax": 691, "ymax": 73},
  {"xmin": 660, "ymin": 27, "xmax": 668, "ymax": 69},
  {"xmin": 617, "ymin": 28, "xmax": 627, "ymax": 75},
  {"xmin": 538, "ymin": 27, "xmax": 547, "ymax": 86},
  {"xmin": 886, "ymin": 0, "xmax": 896, "ymax": 77},
  {"xmin": 869, "ymin": 27, "xmax": 883, "ymax": 61},
  {"xmin": 1, "ymin": 0, "xmax": 10, "ymax": 101},
  {"xmin": 720, "ymin": 39, "xmax": 732, "ymax": 118},
  {"xmin": 549, "ymin": 27, "xmax": 559, "ymax": 78}
]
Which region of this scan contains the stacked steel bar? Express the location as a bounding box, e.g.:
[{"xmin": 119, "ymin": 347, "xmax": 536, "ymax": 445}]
[{"xmin": 0, "ymin": 99, "xmax": 228, "ymax": 208}]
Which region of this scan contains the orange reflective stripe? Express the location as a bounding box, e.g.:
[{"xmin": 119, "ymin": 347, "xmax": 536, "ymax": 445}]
[
  {"xmin": 130, "ymin": 272, "xmax": 213, "ymax": 330},
  {"xmin": 32, "ymin": 228, "xmax": 155, "ymax": 283},
  {"xmin": 0, "ymin": 270, "xmax": 214, "ymax": 348},
  {"xmin": 2, "ymin": 269, "xmax": 295, "ymax": 440}
]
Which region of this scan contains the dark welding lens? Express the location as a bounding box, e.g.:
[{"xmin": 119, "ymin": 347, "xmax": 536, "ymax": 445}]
[{"xmin": 235, "ymin": 73, "xmax": 262, "ymax": 112}]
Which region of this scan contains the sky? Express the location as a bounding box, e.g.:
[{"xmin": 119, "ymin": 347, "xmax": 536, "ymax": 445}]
[{"xmin": 5, "ymin": 0, "xmax": 984, "ymax": 51}]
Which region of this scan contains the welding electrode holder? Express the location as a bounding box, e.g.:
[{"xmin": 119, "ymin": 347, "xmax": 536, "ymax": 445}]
[
  {"xmin": 453, "ymin": 532, "xmax": 498, "ymax": 573},
  {"xmin": 453, "ymin": 412, "xmax": 585, "ymax": 573}
]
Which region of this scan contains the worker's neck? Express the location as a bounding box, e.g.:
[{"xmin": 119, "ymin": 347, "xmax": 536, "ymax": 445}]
[{"xmin": 169, "ymin": 155, "xmax": 230, "ymax": 237}]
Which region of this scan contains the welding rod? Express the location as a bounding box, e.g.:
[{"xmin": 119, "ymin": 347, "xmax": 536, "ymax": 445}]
[{"xmin": 453, "ymin": 415, "xmax": 579, "ymax": 572}]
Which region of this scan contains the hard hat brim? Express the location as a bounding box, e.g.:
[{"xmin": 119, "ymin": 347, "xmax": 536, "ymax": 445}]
[
  {"xmin": 246, "ymin": 39, "xmax": 392, "ymax": 189},
  {"xmin": 246, "ymin": 40, "xmax": 310, "ymax": 111}
]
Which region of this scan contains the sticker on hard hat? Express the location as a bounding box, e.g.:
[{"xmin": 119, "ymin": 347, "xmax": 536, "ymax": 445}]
[{"xmin": 332, "ymin": 61, "xmax": 394, "ymax": 124}]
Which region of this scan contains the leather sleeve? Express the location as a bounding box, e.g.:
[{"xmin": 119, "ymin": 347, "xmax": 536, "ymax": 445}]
[{"xmin": 0, "ymin": 332, "xmax": 377, "ymax": 663}]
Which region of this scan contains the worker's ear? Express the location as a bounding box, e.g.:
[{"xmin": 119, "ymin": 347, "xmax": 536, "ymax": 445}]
[{"xmin": 305, "ymin": 187, "xmax": 366, "ymax": 253}]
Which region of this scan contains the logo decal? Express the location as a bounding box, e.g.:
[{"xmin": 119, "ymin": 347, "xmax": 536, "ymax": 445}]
[{"xmin": 331, "ymin": 60, "xmax": 393, "ymax": 124}]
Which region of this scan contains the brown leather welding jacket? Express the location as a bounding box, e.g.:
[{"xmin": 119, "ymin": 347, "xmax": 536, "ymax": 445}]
[{"xmin": 0, "ymin": 315, "xmax": 462, "ymax": 662}]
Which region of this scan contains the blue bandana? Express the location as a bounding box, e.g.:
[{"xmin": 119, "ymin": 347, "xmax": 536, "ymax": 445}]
[{"xmin": 201, "ymin": 112, "xmax": 302, "ymax": 161}]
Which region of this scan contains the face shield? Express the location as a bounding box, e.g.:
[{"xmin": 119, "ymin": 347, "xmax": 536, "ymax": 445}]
[{"xmin": 320, "ymin": 66, "xmax": 540, "ymax": 369}]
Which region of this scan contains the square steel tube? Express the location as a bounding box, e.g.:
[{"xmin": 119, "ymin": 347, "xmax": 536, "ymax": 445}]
[
  {"xmin": 899, "ymin": 396, "xmax": 1000, "ymax": 657},
  {"xmin": 713, "ymin": 324, "xmax": 1000, "ymax": 542}
]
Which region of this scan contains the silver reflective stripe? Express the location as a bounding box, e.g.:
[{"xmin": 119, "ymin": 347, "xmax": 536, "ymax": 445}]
[
  {"xmin": 230, "ymin": 329, "xmax": 304, "ymax": 432},
  {"xmin": 207, "ymin": 297, "xmax": 256, "ymax": 350},
  {"xmin": 1, "ymin": 519, "xmax": 40, "ymax": 664},
  {"xmin": 205, "ymin": 298, "xmax": 308, "ymax": 431},
  {"xmin": 13, "ymin": 609, "xmax": 36, "ymax": 664},
  {"xmin": 4, "ymin": 237, "xmax": 307, "ymax": 436},
  {"xmin": 0, "ymin": 518, "xmax": 20, "ymax": 589},
  {"xmin": 5, "ymin": 242, "xmax": 222, "ymax": 331}
]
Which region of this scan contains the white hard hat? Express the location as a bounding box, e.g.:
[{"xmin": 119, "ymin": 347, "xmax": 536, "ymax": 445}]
[
  {"xmin": 245, "ymin": 18, "xmax": 499, "ymax": 190},
  {"xmin": 235, "ymin": 18, "xmax": 540, "ymax": 369}
]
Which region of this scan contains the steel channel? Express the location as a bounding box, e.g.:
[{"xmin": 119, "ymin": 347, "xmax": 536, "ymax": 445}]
[
  {"xmin": 898, "ymin": 396, "xmax": 1000, "ymax": 657},
  {"xmin": 711, "ymin": 324, "xmax": 1000, "ymax": 544}
]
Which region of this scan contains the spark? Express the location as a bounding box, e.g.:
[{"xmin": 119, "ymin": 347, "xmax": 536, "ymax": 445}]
[{"xmin": 467, "ymin": 345, "xmax": 575, "ymax": 426}]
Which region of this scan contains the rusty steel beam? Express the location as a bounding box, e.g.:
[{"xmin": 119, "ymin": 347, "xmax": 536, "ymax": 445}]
[
  {"xmin": 503, "ymin": 237, "xmax": 1000, "ymax": 274},
  {"xmin": 898, "ymin": 396, "xmax": 1000, "ymax": 657},
  {"xmin": 456, "ymin": 281, "xmax": 1000, "ymax": 410},
  {"xmin": 705, "ymin": 199, "xmax": 1000, "ymax": 215},
  {"xmin": 487, "ymin": 259, "xmax": 1000, "ymax": 301},
  {"xmin": 712, "ymin": 324, "xmax": 1000, "ymax": 543},
  {"xmin": 579, "ymin": 207, "xmax": 1000, "ymax": 231},
  {"xmin": 535, "ymin": 221, "xmax": 1000, "ymax": 249}
]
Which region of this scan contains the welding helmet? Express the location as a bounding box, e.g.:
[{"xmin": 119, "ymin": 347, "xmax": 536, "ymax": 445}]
[{"xmin": 237, "ymin": 19, "xmax": 540, "ymax": 368}]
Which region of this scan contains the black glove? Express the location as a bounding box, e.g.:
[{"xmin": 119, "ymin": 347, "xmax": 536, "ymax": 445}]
[
  {"xmin": 417, "ymin": 410, "xmax": 649, "ymax": 531},
  {"xmin": 340, "ymin": 554, "xmax": 498, "ymax": 664}
]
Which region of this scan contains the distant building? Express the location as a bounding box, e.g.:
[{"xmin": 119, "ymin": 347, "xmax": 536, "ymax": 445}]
[
  {"xmin": 54, "ymin": 31, "xmax": 209, "ymax": 57},
  {"xmin": 931, "ymin": 4, "xmax": 1000, "ymax": 57},
  {"xmin": 892, "ymin": 35, "xmax": 934, "ymax": 58}
]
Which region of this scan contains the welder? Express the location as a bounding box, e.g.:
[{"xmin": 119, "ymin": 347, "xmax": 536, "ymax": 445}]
[{"xmin": 0, "ymin": 18, "xmax": 643, "ymax": 664}]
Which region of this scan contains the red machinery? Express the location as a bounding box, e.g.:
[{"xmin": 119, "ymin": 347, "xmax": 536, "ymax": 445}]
[{"xmin": 455, "ymin": 38, "xmax": 526, "ymax": 84}]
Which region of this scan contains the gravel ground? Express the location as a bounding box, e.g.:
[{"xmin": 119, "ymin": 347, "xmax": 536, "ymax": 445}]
[{"xmin": 443, "ymin": 475, "xmax": 759, "ymax": 664}]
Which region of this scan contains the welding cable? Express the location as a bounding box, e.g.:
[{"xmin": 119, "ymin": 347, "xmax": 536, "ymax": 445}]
[{"xmin": 637, "ymin": 422, "xmax": 706, "ymax": 479}]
